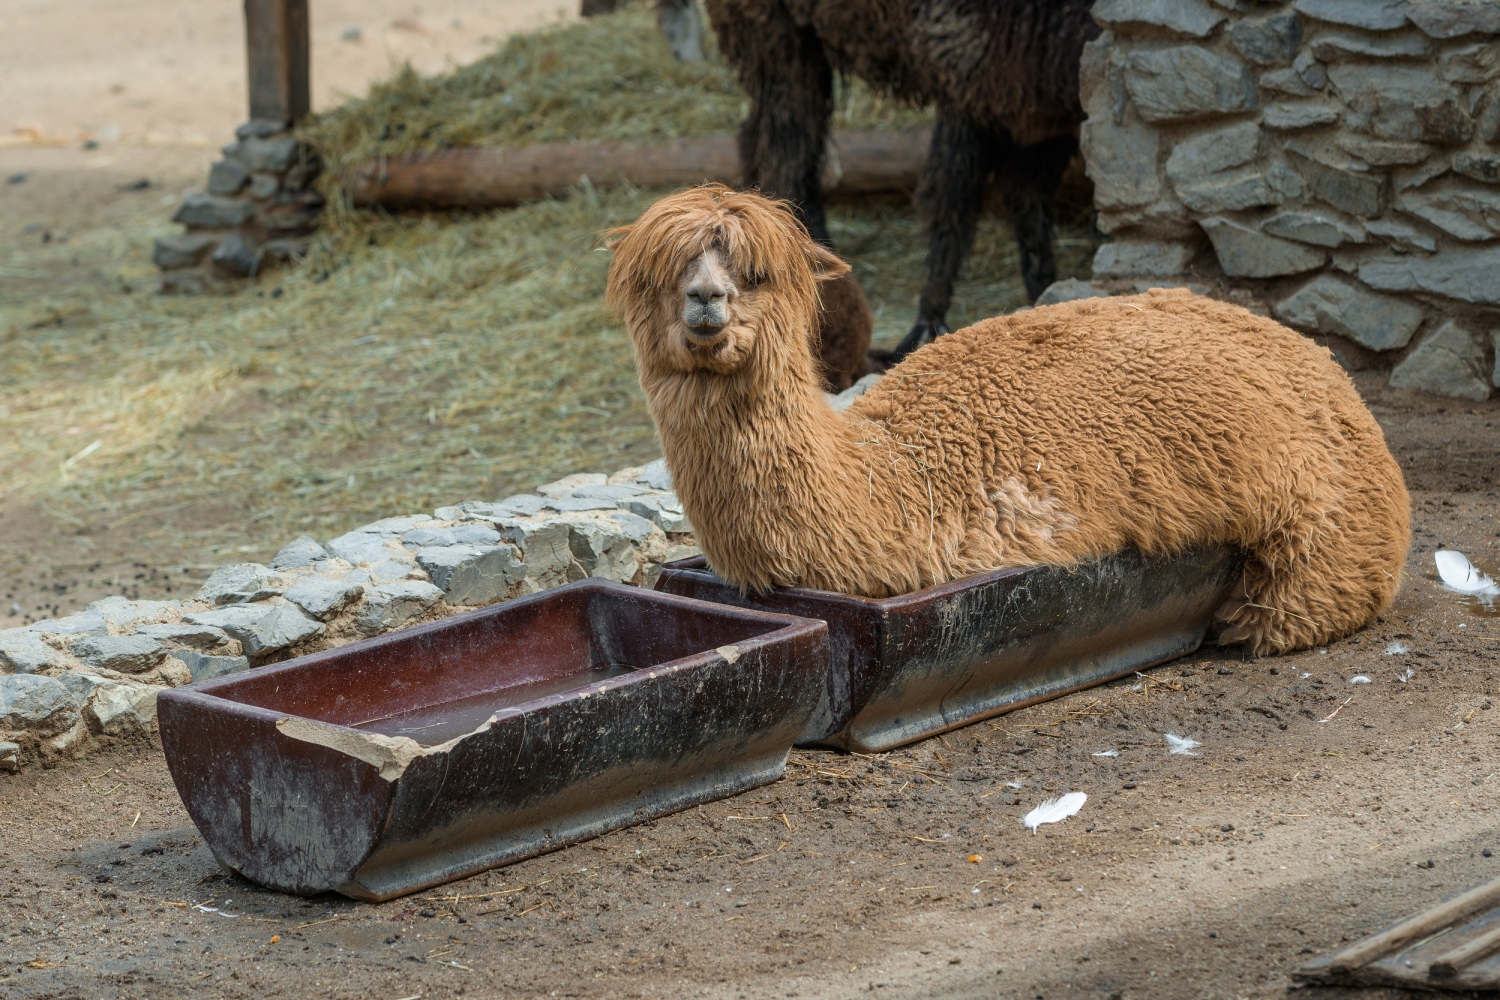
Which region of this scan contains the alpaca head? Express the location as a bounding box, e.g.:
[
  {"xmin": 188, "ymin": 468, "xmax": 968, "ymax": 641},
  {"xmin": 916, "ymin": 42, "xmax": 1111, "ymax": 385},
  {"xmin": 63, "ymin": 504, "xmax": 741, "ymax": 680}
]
[{"xmin": 607, "ymin": 185, "xmax": 849, "ymax": 383}]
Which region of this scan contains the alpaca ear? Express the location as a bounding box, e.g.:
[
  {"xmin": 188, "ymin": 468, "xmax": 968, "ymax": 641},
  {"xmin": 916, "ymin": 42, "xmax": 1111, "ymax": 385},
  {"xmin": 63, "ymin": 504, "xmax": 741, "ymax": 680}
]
[{"xmin": 808, "ymin": 243, "xmax": 852, "ymax": 282}]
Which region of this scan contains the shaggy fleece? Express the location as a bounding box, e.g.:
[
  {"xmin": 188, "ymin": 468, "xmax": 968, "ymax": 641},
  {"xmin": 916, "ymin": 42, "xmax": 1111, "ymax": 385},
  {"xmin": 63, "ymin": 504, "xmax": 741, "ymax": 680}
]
[{"xmin": 610, "ymin": 187, "xmax": 1409, "ymax": 655}]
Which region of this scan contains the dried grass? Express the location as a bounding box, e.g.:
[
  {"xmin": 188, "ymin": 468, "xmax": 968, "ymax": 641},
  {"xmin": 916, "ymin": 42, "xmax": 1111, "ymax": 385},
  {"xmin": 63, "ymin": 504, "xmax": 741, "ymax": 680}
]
[{"xmin": 0, "ymin": 2, "xmax": 1100, "ymax": 567}]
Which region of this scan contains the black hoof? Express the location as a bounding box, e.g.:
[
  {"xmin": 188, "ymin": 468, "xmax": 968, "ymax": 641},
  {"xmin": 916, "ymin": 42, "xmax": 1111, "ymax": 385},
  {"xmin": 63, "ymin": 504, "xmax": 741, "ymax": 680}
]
[{"xmin": 888, "ymin": 317, "xmax": 948, "ymax": 364}]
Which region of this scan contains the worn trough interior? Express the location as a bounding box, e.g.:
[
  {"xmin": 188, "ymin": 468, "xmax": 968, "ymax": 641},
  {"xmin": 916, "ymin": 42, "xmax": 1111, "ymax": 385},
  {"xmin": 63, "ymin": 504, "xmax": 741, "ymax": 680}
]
[{"xmin": 200, "ymin": 584, "xmax": 779, "ymax": 746}]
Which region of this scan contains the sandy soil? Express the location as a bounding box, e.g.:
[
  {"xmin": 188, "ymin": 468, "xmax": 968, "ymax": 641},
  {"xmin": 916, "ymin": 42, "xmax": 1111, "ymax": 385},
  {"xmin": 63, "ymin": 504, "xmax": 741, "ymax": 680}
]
[{"xmin": 1, "ymin": 376, "xmax": 1496, "ymax": 1000}]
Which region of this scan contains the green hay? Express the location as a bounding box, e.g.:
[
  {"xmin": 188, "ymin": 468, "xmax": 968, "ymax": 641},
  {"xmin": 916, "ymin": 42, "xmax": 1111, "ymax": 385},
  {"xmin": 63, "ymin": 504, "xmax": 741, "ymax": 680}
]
[{"xmin": 0, "ymin": 4, "xmax": 1099, "ymax": 571}]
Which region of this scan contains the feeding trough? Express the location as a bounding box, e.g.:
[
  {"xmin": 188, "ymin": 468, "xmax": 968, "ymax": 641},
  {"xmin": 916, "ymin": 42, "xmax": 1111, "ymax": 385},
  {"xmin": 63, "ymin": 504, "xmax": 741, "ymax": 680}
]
[
  {"xmin": 656, "ymin": 547, "xmax": 1242, "ymax": 752},
  {"xmin": 157, "ymin": 580, "xmax": 827, "ymax": 901}
]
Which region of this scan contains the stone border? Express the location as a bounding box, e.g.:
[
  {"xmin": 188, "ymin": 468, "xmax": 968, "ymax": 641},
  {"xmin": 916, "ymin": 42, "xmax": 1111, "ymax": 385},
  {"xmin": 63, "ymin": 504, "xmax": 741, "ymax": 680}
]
[{"xmin": 0, "ymin": 459, "xmax": 698, "ymax": 772}]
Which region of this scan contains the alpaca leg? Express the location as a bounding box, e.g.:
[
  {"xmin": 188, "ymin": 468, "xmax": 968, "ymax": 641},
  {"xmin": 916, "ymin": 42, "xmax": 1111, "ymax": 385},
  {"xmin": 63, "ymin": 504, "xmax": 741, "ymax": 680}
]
[
  {"xmin": 996, "ymin": 135, "xmax": 1076, "ymax": 303},
  {"xmin": 888, "ymin": 110, "xmax": 993, "ymax": 363}
]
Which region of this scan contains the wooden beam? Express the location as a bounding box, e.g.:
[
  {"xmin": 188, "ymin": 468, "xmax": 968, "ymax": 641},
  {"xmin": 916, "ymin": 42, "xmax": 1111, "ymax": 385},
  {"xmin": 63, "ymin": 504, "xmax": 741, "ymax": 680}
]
[
  {"xmin": 350, "ymin": 129, "xmax": 932, "ymax": 210},
  {"xmin": 245, "ymin": 0, "xmax": 310, "ymax": 124}
]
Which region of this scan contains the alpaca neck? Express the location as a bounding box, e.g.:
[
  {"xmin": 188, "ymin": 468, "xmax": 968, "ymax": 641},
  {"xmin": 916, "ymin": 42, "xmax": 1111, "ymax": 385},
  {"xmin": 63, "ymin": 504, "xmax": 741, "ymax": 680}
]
[{"xmin": 645, "ymin": 356, "xmax": 913, "ymax": 593}]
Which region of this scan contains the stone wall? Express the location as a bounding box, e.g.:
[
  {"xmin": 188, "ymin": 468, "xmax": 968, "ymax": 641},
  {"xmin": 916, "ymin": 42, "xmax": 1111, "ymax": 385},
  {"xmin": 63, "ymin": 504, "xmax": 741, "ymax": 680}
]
[
  {"xmin": 1080, "ymin": 0, "xmax": 1500, "ymax": 401},
  {"xmin": 154, "ymin": 120, "xmax": 325, "ymax": 293},
  {"xmin": 0, "ymin": 459, "xmax": 698, "ymax": 772}
]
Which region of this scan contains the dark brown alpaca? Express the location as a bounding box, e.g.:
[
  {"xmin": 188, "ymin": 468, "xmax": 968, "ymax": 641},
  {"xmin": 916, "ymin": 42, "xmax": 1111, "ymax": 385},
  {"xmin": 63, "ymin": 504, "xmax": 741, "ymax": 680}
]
[{"xmin": 707, "ymin": 0, "xmax": 1100, "ymax": 365}]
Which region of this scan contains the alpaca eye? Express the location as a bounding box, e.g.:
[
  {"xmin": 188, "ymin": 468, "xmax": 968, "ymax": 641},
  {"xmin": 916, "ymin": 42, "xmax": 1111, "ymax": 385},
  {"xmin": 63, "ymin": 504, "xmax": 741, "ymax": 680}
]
[{"xmin": 742, "ymin": 270, "xmax": 767, "ymax": 288}]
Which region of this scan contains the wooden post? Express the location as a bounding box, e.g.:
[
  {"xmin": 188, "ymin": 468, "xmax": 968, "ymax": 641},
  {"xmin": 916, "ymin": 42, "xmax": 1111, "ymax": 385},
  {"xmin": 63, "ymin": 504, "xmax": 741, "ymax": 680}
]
[{"xmin": 244, "ymin": 0, "xmax": 310, "ymax": 124}]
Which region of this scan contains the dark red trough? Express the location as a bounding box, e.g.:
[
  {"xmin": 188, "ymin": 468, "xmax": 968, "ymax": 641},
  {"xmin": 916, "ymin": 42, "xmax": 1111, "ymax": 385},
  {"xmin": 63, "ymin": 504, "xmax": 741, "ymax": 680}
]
[
  {"xmin": 157, "ymin": 580, "xmax": 827, "ymax": 901},
  {"xmin": 655, "ymin": 547, "xmax": 1242, "ymax": 752}
]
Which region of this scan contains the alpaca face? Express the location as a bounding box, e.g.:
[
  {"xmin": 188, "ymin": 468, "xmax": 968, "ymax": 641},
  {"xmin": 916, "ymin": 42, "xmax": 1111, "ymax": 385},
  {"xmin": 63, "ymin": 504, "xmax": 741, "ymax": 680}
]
[{"xmin": 655, "ymin": 246, "xmax": 772, "ymax": 375}]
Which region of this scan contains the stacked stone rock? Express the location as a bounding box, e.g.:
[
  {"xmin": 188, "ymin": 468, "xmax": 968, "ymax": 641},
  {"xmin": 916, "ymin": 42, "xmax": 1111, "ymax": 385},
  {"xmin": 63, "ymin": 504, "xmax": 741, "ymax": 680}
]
[
  {"xmin": 0, "ymin": 459, "xmax": 697, "ymax": 773},
  {"xmin": 1079, "ymin": 0, "xmax": 1500, "ymax": 401},
  {"xmin": 153, "ymin": 120, "xmax": 325, "ymax": 292}
]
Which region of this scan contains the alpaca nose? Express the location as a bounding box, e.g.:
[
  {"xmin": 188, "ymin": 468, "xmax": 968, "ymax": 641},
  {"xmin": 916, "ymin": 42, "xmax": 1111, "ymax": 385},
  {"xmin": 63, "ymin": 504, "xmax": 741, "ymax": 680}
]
[{"xmin": 683, "ymin": 274, "xmax": 729, "ymax": 330}]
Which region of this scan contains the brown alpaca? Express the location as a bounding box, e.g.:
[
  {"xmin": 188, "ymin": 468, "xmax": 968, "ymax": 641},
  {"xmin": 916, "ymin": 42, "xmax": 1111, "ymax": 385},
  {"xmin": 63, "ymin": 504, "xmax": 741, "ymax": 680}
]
[{"xmin": 607, "ymin": 187, "xmax": 1410, "ymax": 655}]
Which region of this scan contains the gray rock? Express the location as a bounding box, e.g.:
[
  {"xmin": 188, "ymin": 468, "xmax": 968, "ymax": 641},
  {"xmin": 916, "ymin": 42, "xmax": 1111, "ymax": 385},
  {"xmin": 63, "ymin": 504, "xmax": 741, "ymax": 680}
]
[
  {"xmin": 536, "ymin": 473, "xmax": 606, "ymax": 498},
  {"xmin": 1227, "ymin": 13, "xmax": 1302, "ymax": 65},
  {"xmin": 1398, "ymin": 183, "xmax": 1500, "ymax": 241},
  {"xmin": 635, "ymin": 458, "xmax": 673, "ymax": 492},
  {"xmin": 270, "ymin": 535, "xmax": 328, "ymax": 569},
  {"xmin": 1264, "ymin": 103, "xmax": 1341, "ymax": 129},
  {"xmin": 1393, "ymin": 157, "xmax": 1452, "ymax": 192},
  {"xmin": 1125, "ymin": 46, "xmax": 1259, "ymax": 123},
  {"xmin": 0, "ymin": 675, "xmax": 81, "ymax": 736},
  {"xmin": 1176, "ymin": 171, "xmax": 1276, "ymax": 212},
  {"xmin": 86, "ymin": 596, "xmax": 176, "ymax": 630},
  {"xmin": 1286, "ymin": 145, "xmax": 1386, "ymax": 217},
  {"xmin": 1454, "ymin": 151, "xmax": 1500, "ymax": 184},
  {"xmin": 611, "ymin": 511, "xmax": 659, "ymax": 546},
  {"xmin": 85, "ymin": 679, "xmax": 159, "ymax": 737},
  {"xmin": 152, "ymin": 233, "xmax": 218, "ymax": 269},
  {"xmin": 1364, "ymin": 217, "xmax": 1438, "ymax": 253},
  {"xmin": 69, "ymin": 635, "xmax": 167, "ymax": 674},
  {"xmin": 235, "ymin": 119, "xmax": 288, "ymax": 140},
  {"xmin": 1034, "ymin": 279, "xmax": 1113, "ymax": 307},
  {"xmin": 1409, "ymin": 2, "xmax": 1500, "ymax": 38},
  {"xmin": 543, "ymin": 496, "xmax": 622, "ymax": 513},
  {"xmin": 1261, "ymin": 210, "xmax": 1366, "ymax": 248},
  {"xmin": 565, "ymin": 518, "xmax": 640, "ymax": 584},
  {"xmin": 1360, "ymin": 245, "xmax": 1500, "ymax": 302},
  {"xmin": 168, "ymin": 651, "xmax": 251, "ymax": 682},
  {"xmin": 1274, "ymin": 273, "xmax": 1426, "ymax": 350},
  {"xmin": 326, "ymin": 531, "xmax": 407, "ymax": 566},
  {"xmin": 827, "ymin": 372, "xmax": 885, "ymax": 412},
  {"xmin": 283, "ymin": 576, "xmax": 365, "ymax": 622},
  {"xmin": 206, "ymin": 159, "xmax": 249, "ymax": 195},
  {"xmin": 172, "ymin": 192, "xmax": 256, "ymax": 229},
  {"xmin": 211, "ymin": 233, "xmax": 262, "ymax": 278},
  {"xmin": 1266, "ymin": 158, "xmax": 1308, "ymax": 201},
  {"xmin": 1261, "ymin": 67, "xmax": 1319, "ymax": 98},
  {"xmin": 368, "ymin": 560, "xmax": 422, "ymax": 584},
  {"xmin": 1336, "ymin": 135, "xmax": 1435, "ymax": 166},
  {"xmin": 134, "ymin": 623, "xmax": 231, "ymax": 650},
  {"xmin": 1093, "ymin": 0, "xmax": 1226, "ymax": 36},
  {"xmin": 1328, "ymin": 64, "xmax": 1469, "ymax": 144},
  {"xmin": 56, "ymin": 671, "xmax": 110, "ymax": 703},
  {"xmin": 197, "ymin": 562, "xmax": 281, "ymax": 605},
  {"xmin": 1294, "ymin": 0, "xmax": 1410, "ymax": 31},
  {"xmin": 29, "ymin": 612, "xmax": 108, "ymax": 639},
  {"xmin": 1493, "ymin": 331, "xmax": 1500, "ymax": 389},
  {"xmin": 1081, "ymin": 121, "xmax": 1162, "ymax": 210},
  {"xmin": 1295, "ymin": 51, "xmax": 1329, "ymax": 91},
  {"xmin": 360, "ymin": 515, "xmax": 434, "ymax": 536},
  {"xmin": 1389, "ymin": 321, "xmax": 1493, "ymax": 400},
  {"xmin": 1200, "ymin": 217, "xmax": 1328, "ymax": 277},
  {"xmin": 416, "ymin": 544, "xmax": 525, "ymax": 606},
  {"xmin": 1308, "ymin": 31, "xmax": 1430, "ymax": 62},
  {"xmin": 1439, "ymin": 41, "xmax": 1500, "ymax": 83},
  {"xmin": 184, "ymin": 604, "xmax": 325, "ymax": 657},
  {"xmin": 0, "ymin": 741, "xmax": 17, "ymax": 773},
  {"xmin": 1093, "ymin": 240, "xmax": 1196, "ymax": 277},
  {"xmin": 249, "ymin": 173, "xmax": 280, "ymax": 199},
  {"xmin": 571, "ymin": 484, "xmax": 648, "ymax": 501},
  {"xmin": 401, "ymin": 524, "xmax": 502, "ymax": 549},
  {"xmin": 226, "ymin": 136, "xmax": 300, "ymax": 173},
  {"xmin": 495, "ymin": 517, "xmax": 575, "ymax": 590},
  {"xmin": 354, "ymin": 581, "xmax": 444, "ymax": 635},
  {"xmin": 1165, "ymin": 120, "xmax": 1259, "ymax": 180},
  {"xmin": 0, "ymin": 629, "xmax": 66, "ymax": 674}
]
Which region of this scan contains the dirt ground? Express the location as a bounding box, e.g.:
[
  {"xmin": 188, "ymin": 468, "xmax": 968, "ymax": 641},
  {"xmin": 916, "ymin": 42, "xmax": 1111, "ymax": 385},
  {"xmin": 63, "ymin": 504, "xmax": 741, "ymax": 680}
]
[{"xmin": 1, "ymin": 377, "xmax": 1496, "ymax": 1000}]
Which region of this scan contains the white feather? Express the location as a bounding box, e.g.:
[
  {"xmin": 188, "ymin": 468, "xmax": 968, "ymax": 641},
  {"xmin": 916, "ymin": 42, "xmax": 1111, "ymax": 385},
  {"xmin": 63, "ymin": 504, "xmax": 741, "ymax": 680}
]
[
  {"xmin": 1021, "ymin": 791, "xmax": 1087, "ymax": 834},
  {"xmin": 1397, "ymin": 667, "xmax": 1415, "ymax": 683},
  {"xmin": 1348, "ymin": 675, "xmax": 1372, "ymax": 684},
  {"xmin": 1384, "ymin": 641, "xmax": 1409, "ymax": 655},
  {"xmin": 1435, "ymin": 550, "xmax": 1500, "ymax": 597},
  {"xmin": 1164, "ymin": 732, "xmax": 1201, "ymax": 756},
  {"xmin": 1092, "ymin": 749, "xmax": 1120, "ymax": 757}
]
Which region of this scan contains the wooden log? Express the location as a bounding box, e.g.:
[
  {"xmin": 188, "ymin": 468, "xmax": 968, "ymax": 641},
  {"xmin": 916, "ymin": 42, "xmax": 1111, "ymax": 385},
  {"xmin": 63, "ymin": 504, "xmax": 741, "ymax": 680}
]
[
  {"xmin": 349, "ymin": 129, "xmax": 933, "ymax": 210},
  {"xmin": 245, "ymin": 0, "xmax": 310, "ymax": 124}
]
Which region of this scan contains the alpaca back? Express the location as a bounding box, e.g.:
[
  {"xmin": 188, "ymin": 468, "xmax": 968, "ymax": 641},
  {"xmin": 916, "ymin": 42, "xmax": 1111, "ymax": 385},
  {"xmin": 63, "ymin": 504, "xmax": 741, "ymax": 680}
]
[
  {"xmin": 708, "ymin": 0, "xmax": 1099, "ymax": 143},
  {"xmin": 850, "ymin": 288, "xmax": 1410, "ymax": 595}
]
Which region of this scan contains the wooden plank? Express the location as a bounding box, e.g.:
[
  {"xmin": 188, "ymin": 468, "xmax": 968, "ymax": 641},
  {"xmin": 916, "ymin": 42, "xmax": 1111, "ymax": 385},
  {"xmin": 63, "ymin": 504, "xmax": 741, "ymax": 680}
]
[
  {"xmin": 349, "ymin": 129, "xmax": 932, "ymax": 210},
  {"xmin": 245, "ymin": 0, "xmax": 310, "ymax": 124},
  {"xmin": 1323, "ymin": 876, "xmax": 1500, "ymax": 974}
]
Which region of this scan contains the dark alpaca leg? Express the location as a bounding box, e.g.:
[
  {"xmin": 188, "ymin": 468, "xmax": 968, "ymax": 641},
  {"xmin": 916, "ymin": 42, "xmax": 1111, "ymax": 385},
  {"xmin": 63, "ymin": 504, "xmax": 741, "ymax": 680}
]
[
  {"xmin": 888, "ymin": 110, "xmax": 994, "ymax": 364},
  {"xmin": 998, "ymin": 135, "xmax": 1078, "ymax": 303}
]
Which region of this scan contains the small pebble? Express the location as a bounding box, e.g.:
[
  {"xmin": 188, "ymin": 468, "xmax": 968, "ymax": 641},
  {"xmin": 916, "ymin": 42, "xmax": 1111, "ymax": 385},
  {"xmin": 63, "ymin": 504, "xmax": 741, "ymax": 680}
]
[{"xmin": 1484, "ymin": 848, "xmax": 1493, "ymax": 858}]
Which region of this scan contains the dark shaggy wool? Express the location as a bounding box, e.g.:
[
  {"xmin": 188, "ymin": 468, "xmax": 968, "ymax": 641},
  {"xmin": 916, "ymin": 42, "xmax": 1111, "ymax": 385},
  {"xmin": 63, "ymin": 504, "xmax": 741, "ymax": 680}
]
[{"xmin": 708, "ymin": 0, "xmax": 1100, "ymax": 362}]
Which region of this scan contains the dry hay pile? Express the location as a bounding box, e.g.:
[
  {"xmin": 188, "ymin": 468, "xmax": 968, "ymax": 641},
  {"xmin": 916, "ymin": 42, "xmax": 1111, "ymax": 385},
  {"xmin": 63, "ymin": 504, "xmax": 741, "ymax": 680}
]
[{"xmin": 0, "ymin": 2, "xmax": 1100, "ymax": 575}]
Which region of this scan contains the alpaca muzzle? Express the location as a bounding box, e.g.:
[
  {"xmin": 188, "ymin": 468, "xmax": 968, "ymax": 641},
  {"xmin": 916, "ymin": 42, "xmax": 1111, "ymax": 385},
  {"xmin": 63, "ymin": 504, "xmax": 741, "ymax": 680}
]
[{"xmin": 682, "ymin": 291, "xmax": 729, "ymax": 334}]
